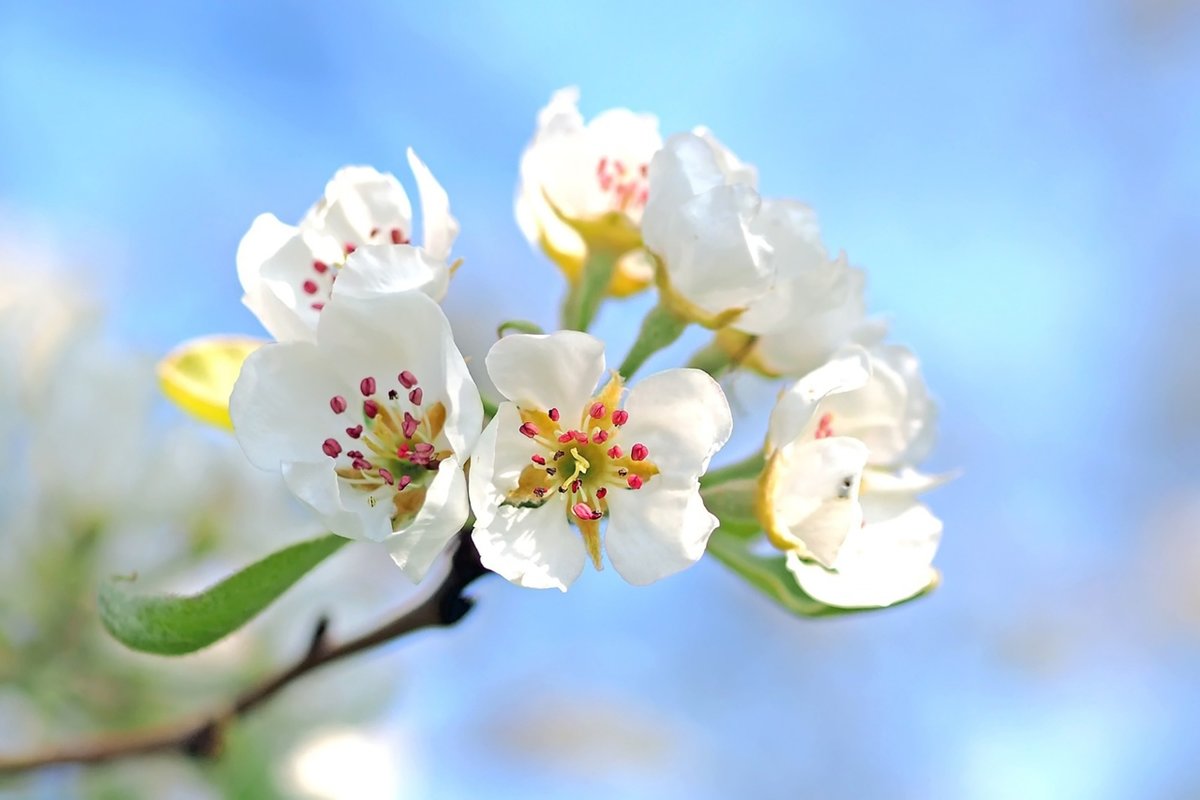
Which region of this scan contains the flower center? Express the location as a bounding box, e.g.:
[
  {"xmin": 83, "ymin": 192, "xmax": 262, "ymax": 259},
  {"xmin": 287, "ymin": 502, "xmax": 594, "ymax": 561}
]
[
  {"xmin": 299, "ymin": 227, "xmax": 412, "ymax": 313},
  {"xmin": 320, "ymin": 368, "xmax": 448, "ymax": 523},
  {"xmin": 595, "ymin": 157, "xmax": 649, "ymax": 216},
  {"xmin": 506, "ymin": 375, "xmax": 659, "ymax": 569}
]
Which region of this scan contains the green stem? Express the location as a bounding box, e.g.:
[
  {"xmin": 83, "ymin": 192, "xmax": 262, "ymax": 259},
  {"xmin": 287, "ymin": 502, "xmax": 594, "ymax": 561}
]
[
  {"xmin": 617, "ymin": 303, "xmax": 689, "ymax": 380},
  {"xmin": 561, "ymin": 249, "xmax": 617, "ymax": 331}
]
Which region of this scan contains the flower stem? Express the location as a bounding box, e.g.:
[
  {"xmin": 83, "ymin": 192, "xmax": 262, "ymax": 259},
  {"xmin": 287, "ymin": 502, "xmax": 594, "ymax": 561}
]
[
  {"xmin": 561, "ymin": 249, "xmax": 617, "ymax": 332},
  {"xmin": 617, "ymin": 303, "xmax": 688, "ymax": 380}
]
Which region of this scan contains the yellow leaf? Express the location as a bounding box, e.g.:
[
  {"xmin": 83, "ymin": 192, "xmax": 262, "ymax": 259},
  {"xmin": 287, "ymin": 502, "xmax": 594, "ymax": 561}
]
[{"xmin": 158, "ymin": 335, "xmax": 266, "ymax": 430}]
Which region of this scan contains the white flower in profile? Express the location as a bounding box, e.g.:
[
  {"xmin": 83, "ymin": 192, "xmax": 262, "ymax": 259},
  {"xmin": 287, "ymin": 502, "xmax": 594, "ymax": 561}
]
[
  {"xmin": 722, "ymin": 199, "xmax": 886, "ymax": 376},
  {"xmin": 230, "ymin": 290, "xmax": 482, "ymax": 580},
  {"xmin": 515, "ymin": 87, "xmax": 662, "ymax": 297},
  {"xmin": 759, "ymin": 345, "xmax": 944, "ymax": 607},
  {"xmin": 469, "ymin": 331, "xmax": 733, "ymax": 590},
  {"xmin": 238, "ymin": 150, "xmax": 459, "ymax": 342},
  {"xmin": 641, "ymin": 132, "xmax": 774, "ymax": 327}
]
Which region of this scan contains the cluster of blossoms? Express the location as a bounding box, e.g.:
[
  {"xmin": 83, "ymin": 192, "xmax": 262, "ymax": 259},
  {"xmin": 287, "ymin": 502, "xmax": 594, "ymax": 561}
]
[{"xmin": 169, "ymin": 87, "xmax": 950, "ymax": 609}]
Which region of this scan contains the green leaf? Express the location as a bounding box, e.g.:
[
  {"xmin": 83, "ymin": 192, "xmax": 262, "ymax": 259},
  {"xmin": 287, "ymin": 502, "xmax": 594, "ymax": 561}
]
[
  {"xmin": 99, "ymin": 533, "xmax": 349, "ymax": 655},
  {"xmin": 706, "ymin": 528, "xmax": 932, "ymax": 618}
]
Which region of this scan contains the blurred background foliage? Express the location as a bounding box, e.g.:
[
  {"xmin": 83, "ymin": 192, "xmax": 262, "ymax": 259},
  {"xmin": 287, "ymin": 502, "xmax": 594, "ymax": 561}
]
[{"xmin": 0, "ymin": 1, "xmax": 1198, "ymax": 798}]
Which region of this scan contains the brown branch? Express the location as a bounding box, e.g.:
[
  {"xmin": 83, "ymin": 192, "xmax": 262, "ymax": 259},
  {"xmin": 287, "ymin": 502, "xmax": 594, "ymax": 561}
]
[{"xmin": 0, "ymin": 530, "xmax": 489, "ymax": 776}]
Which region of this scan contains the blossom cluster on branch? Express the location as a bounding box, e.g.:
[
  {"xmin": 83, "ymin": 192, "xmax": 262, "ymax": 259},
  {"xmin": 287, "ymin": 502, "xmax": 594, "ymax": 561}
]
[{"xmin": 162, "ymin": 87, "xmax": 951, "ymax": 620}]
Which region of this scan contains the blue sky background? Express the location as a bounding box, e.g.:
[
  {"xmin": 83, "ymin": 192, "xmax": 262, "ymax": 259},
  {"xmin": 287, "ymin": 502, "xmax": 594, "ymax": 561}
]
[{"xmin": 2, "ymin": 1, "xmax": 1199, "ymax": 797}]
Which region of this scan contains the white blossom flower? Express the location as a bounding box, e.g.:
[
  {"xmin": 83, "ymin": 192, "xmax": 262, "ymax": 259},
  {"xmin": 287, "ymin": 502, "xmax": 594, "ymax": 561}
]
[
  {"xmin": 230, "ymin": 289, "xmax": 482, "ymax": 580},
  {"xmin": 641, "ymin": 132, "xmax": 774, "ymax": 327},
  {"xmin": 515, "ymin": 87, "xmax": 662, "ymax": 296},
  {"xmin": 785, "ymin": 494, "xmax": 942, "ymax": 608},
  {"xmin": 759, "ymin": 345, "xmax": 944, "ymax": 605},
  {"xmin": 238, "ymin": 150, "xmax": 459, "ymax": 342},
  {"xmin": 469, "ymin": 331, "xmax": 733, "ymax": 590},
  {"xmin": 722, "ymin": 199, "xmax": 886, "ymax": 375}
]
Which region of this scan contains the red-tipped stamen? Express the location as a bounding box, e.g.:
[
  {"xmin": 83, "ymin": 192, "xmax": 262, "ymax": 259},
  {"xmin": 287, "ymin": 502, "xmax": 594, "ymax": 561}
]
[
  {"xmin": 612, "ymin": 409, "xmax": 629, "ymax": 426},
  {"xmin": 520, "ymin": 422, "xmax": 539, "ymax": 439},
  {"xmin": 627, "ymin": 475, "xmax": 643, "ymax": 489},
  {"xmin": 360, "ymin": 377, "xmax": 377, "ymax": 396},
  {"xmin": 330, "ymin": 395, "xmax": 348, "ymax": 414},
  {"xmin": 631, "ymin": 443, "xmax": 648, "ymax": 461},
  {"xmin": 398, "ymin": 370, "xmax": 418, "ymax": 389},
  {"xmin": 322, "ymin": 438, "xmax": 342, "ymax": 458}
]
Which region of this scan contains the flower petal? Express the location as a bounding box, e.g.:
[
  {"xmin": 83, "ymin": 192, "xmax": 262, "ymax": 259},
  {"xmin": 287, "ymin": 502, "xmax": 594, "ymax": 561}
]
[
  {"xmin": 767, "ymin": 347, "xmax": 872, "ymax": 450},
  {"xmin": 283, "ymin": 460, "xmax": 394, "ymax": 542},
  {"xmin": 317, "ymin": 290, "xmax": 482, "ymax": 458},
  {"xmin": 336, "ymin": 244, "xmax": 450, "ymax": 303},
  {"xmin": 604, "ymin": 477, "xmax": 716, "ymax": 585},
  {"xmin": 229, "ymin": 341, "xmax": 349, "ymax": 469},
  {"xmin": 618, "ymin": 368, "xmax": 732, "ymax": 480},
  {"xmin": 407, "ymin": 148, "xmax": 460, "ymax": 262},
  {"xmin": 485, "ymin": 331, "xmax": 605, "ymax": 414},
  {"xmin": 385, "ymin": 456, "xmax": 469, "ymax": 580},
  {"xmin": 469, "ymin": 411, "xmax": 585, "ymax": 590},
  {"xmin": 815, "ymin": 345, "xmax": 936, "ymax": 468},
  {"xmin": 307, "ymin": 166, "xmax": 413, "ymax": 245},
  {"xmin": 786, "ymin": 496, "xmax": 942, "ymax": 608},
  {"xmin": 762, "ymin": 436, "xmax": 869, "ymax": 566},
  {"xmin": 158, "ymin": 335, "xmax": 265, "ymax": 430},
  {"xmin": 237, "ymin": 214, "xmax": 338, "ymax": 342}
]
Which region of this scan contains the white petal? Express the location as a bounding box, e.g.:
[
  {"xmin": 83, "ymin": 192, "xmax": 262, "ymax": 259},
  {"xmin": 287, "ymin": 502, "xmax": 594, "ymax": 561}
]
[
  {"xmin": 764, "ymin": 437, "xmax": 869, "ymax": 566},
  {"xmin": 309, "ymin": 166, "xmax": 413, "ymax": 245},
  {"xmin": 283, "ymin": 461, "xmax": 394, "ymax": 542},
  {"xmin": 468, "ymin": 412, "xmax": 585, "ymax": 590},
  {"xmin": 618, "ymin": 368, "xmax": 732, "ymax": 480},
  {"xmin": 336, "ymin": 244, "xmax": 450, "ymax": 304},
  {"xmin": 237, "ymin": 214, "xmax": 338, "ymax": 343},
  {"xmin": 767, "ymin": 347, "xmax": 872, "ymax": 451},
  {"xmin": 385, "ymin": 456, "xmax": 469, "ymax": 580},
  {"xmin": 407, "ymin": 148, "xmax": 460, "ymax": 261},
  {"xmin": 690, "ymin": 125, "xmax": 758, "ymax": 188},
  {"xmin": 787, "ymin": 498, "xmax": 942, "ymax": 608},
  {"xmin": 664, "ymin": 184, "xmax": 774, "ymax": 316},
  {"xmin": 818, "ymin": 344, "xmax": 937, "ymax": 468},
  {"xmin": 316, "ymin": 291, "xmax": 482, "ymax": 458},
  {"xmin": 864, "ymin": 467, "xmax": 956, "ymax": 495},
  {"xmin": 485, "ymin": 331, "xmax": 605, "ymax": 414},
  {"xmin": 604, "ymin": 477, "xmax": 716, "ymax": 585},
  {"xmin": 230, "ymin": 342, "xmax": 349, "ymax": 469}
]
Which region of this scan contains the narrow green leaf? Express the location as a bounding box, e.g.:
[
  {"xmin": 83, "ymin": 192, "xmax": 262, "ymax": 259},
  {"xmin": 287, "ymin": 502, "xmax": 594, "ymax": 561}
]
[
  {"xmin": 706, "ymin": 528, "xmax": 932, "ymax": 618},
  {"xmin": 99, "ymin": 533, "xmax": 349, "ymax": 655}
]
